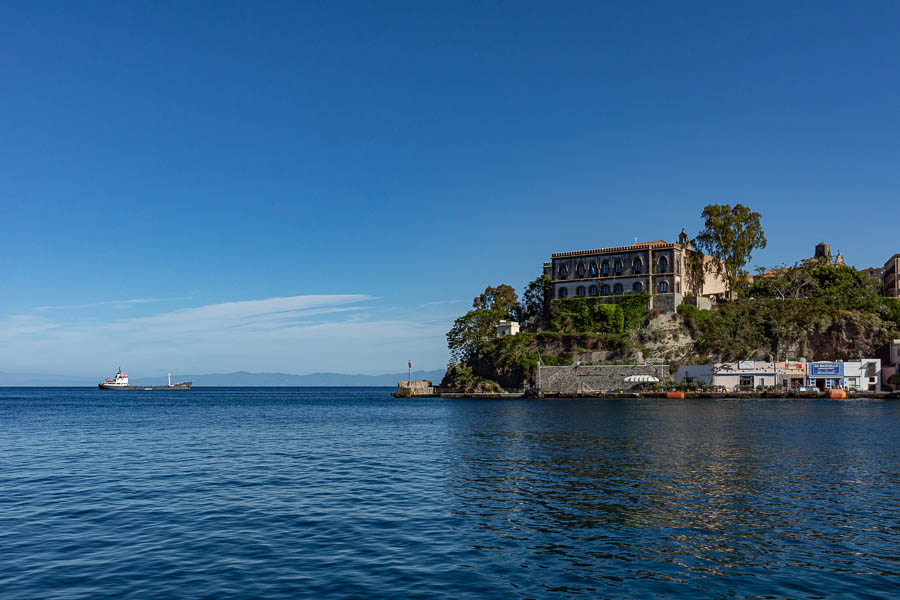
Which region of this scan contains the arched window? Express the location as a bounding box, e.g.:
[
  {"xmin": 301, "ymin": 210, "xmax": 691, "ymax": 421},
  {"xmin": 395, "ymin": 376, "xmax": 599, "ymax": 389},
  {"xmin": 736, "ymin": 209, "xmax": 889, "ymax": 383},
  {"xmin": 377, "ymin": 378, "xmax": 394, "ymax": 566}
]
[
  {"xmin": 633, "ymin": 258, "xmax": 642, "ymax": 274},
  {"xmin": 659, "ymin": 256, "xmax": 668, "ymax": 273},
  {"xmin": 558, "ymin": 264, "xmax": 568, "ymax": 278},
  {"xmin": 558, "ymin": 287, "xmax": 568, "ymax": 298},
  {"xmin": 676, "ymin": 282, "xmax": 681, "ymax": 293},
  {"xmin": 659, "ymin": 281, "xmax": 669, "ymax": 293},
  {"xmin": 576, "ymin": 286, "xmax": 586, "ymax": 297},
  {"xmin": 601, "ymin": 261, "xmax": 610, "ymax": 276},
  {"xmin": 614, "ymin": 260, "xmax": 622, "ymax": 275},
  {"xmin": 601, "ymin": 284, "xmax": 610, "ymax": 295},
  {"xmin": 613, "ymin": 283, "xmax": 624, "ymax": 295},
  {"xmin": 589, "ymin": 262, "xmax": 598, "ymax": 277},
  {"xmin": 676, "ymin": 259, "xmax": 681, "ymax": 273},
  {"xmin": 633, "ymin": 282, "xmax": 643, "ymax": 292},
  {"xmin": 576, "ymin": 263, "xmax": 585, "ymax": 278},
  {"xmin": 589, "ymin": 285, "xmax": 599, "ymax": 297}
]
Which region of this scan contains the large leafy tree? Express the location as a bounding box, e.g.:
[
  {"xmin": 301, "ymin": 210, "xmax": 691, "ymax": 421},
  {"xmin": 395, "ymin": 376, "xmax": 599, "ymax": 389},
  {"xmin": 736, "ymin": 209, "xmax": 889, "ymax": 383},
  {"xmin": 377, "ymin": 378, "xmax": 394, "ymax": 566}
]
[
  {"xmin": 519, "ymin": 274, "xmax": 551, "ymax": 328},
  {"xmin": 694, "ymin": 204, "xmax": 767, "ymax": 299},
  {"xmin": 685, "ymin": 248, "xmax": 708, "ymax": 296},
  {"xmin": 446, "ymin": 308, "xmax": 501, "ymax": 364},
  {"xmin": 472, "ymin": 284, "xmax": 519, "ymax": 315},
  {"xmin": 448, "ymin": 284, "xmax": 522, "ymax": 364}
]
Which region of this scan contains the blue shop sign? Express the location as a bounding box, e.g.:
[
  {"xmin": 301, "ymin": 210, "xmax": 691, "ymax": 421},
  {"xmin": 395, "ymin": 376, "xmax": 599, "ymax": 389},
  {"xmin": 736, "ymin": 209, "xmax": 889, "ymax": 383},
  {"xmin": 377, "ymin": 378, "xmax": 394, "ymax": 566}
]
[{"xmin": 809, "ymin": 362, "xmax": 843, "ymax": 376}]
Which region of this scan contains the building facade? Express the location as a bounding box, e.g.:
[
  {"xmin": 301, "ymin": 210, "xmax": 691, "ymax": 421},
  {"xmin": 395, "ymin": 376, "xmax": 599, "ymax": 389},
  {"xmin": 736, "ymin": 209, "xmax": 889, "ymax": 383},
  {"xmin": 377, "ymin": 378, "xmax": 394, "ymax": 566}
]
[
  {"xmin": 882, "ymin": 254, "xmax": 900, "ymax": 298},
  {"xmin": 544, "ymin": 230, "xmax": 727, "ymax": 311},
  {"xmin": 882, "ymin": 339, "xmax": 900, "ymax": 390},
  {"xmin": 675, "ymin": 359, "xmax": 882, "ymax": 391},
  {"xmin": 711, "ymin": 361, "xmax": 777, "ymax": 389},
  {"xmin": 496, "ymin": 320, "xmax": 520, "ymax": 338}
]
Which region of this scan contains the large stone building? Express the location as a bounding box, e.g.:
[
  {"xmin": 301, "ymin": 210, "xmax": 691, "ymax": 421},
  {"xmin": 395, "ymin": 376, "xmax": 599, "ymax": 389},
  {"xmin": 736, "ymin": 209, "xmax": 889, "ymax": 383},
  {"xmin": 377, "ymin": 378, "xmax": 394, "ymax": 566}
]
[{"xmin": 543, "ymin": 229, "xmax": 727, "ymax": 311}]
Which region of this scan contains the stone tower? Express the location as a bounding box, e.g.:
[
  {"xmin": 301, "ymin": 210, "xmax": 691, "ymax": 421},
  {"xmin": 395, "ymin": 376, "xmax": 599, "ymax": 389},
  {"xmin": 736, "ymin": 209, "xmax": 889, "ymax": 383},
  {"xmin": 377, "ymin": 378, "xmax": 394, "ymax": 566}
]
[
  {"xmin": 678, "ymin": 228, "xmax": 692, "ymax": 249},
  {"xmin": 814, "ymin": 242, "xmax": 832, "ymax": 262},
  {"xmin": 834, "ymin": 251, "xmax": 845, "ymax": 266}
]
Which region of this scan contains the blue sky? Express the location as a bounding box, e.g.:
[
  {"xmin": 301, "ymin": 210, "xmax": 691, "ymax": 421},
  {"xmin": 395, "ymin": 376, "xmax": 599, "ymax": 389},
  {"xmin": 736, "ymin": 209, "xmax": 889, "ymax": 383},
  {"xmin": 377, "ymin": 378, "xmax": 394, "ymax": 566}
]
[{"xmin": 2, "ymin": 1, "xmax": 899, "ymax": 376}]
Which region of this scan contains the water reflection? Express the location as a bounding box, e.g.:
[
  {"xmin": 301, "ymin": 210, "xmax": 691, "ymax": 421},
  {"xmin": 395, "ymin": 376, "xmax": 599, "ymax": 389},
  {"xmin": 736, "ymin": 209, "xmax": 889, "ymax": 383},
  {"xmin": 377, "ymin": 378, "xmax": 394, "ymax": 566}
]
[{"xmin": 445, "ymin": 398, "xmax": 900, "ymax": 597}]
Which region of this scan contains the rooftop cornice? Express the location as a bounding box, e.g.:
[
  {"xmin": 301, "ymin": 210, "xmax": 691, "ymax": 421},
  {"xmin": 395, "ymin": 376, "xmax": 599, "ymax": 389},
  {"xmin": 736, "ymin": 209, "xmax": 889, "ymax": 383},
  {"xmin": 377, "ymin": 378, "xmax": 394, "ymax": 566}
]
[{"xmin": 552, "ymin": 242, "xmax": 676, "ymax": 259}]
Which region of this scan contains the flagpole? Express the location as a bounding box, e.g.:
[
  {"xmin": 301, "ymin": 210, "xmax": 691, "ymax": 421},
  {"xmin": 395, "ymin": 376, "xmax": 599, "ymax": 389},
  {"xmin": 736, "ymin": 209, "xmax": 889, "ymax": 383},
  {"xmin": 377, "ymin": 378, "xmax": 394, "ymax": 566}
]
[{"xmin": 408, "ymin": 360, "xmax": 411, "ymax": 385}]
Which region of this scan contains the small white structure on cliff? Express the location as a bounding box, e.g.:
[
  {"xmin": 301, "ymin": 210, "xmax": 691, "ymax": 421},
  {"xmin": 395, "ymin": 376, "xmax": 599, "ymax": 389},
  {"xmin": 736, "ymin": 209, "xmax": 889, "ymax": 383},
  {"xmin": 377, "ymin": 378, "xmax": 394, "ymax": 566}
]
[{"xmin": 497, "ymin": 320, "xmax": 520, "ymax": 338}]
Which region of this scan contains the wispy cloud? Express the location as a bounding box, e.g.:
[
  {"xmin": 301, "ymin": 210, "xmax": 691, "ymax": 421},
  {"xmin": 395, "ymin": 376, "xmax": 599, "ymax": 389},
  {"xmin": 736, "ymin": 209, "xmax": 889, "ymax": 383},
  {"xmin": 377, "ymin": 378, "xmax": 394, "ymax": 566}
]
[
  {"xmin": 0, "ymin": 294, "xmax": 450, "ymax": 374},
  {"xmin": 417, "ymin": 299, "xmax": 463, "ymax": 308},
  {"xmin": 34, "ymin": 297, "xmax": 186, "ymax": 311}
]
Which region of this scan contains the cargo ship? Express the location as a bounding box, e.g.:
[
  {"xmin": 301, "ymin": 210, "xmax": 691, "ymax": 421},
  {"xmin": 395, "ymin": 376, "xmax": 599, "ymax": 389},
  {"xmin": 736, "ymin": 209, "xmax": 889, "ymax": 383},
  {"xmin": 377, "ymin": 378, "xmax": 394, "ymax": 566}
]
[{"xmin": 98, "ymin": 368, "xmax": 192, "ymax": 390}]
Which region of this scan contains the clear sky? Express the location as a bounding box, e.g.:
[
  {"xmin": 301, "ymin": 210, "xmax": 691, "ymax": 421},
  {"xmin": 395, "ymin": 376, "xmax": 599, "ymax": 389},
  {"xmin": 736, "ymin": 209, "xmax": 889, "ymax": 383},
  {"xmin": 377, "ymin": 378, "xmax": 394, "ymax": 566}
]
[{"xmin": 2, "ymin": 1, "xmax": 899, "ymax": 376}]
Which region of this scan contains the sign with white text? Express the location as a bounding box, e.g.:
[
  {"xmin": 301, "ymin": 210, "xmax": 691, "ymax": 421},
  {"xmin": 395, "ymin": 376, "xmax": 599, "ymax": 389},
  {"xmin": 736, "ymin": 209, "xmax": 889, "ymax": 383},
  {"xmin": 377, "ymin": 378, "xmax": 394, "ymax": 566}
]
[{"xmin": 809, "ymin": 362, "xmax": 843, "ymax": 376}]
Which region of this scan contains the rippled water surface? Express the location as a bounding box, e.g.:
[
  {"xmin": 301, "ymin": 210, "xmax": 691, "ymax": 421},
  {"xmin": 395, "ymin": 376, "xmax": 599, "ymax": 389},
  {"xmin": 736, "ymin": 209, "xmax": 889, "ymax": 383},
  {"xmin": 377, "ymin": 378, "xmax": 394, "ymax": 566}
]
[{"xmin": 1, "ymin": 388, "xmax": 899, "ymax": 599}]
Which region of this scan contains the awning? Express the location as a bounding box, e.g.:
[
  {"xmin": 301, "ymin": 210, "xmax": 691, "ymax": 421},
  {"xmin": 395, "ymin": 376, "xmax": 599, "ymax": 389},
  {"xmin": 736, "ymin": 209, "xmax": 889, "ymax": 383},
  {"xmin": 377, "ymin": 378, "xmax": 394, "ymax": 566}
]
[{"xmin": 624, "ymin": 374, "xmax": 659, "ymax": 383}]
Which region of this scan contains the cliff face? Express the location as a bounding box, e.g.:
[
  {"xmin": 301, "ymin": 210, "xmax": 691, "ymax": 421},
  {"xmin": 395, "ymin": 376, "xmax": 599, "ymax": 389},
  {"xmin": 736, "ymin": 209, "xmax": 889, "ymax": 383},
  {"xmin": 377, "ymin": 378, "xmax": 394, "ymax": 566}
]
[
  {"xmin": 795, "ymin": 313, "xmax": 893, "ymax": 361},
  {"xmin": 678, "ymin": 299, "xmax": 899, "ymax": 366}
]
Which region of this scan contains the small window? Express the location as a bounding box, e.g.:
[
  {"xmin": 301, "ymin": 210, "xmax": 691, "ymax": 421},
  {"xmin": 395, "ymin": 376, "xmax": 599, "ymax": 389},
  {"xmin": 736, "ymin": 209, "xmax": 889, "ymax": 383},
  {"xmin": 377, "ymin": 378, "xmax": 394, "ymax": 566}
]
[
  {"xmin": 601, "ymin": 284, "xmax": 610, "ymax": 295},
  {"xmin": 602, "ymin": 261, "xmax": 610, "ymax": 276},
  {"xmin": 615, "ymin": 261, "xmax": 622, "ymax": 275},
  {"xmin": 659, "ymin": 257, "xmax": 668, "ymax": 273},
  {"xmin": 675, "ymin": 259, "xmax": 681, "ymax": 273},
  {"xmin": 740, "ymin": 376, "xmax": 753, "ymax": 387},
  {"xmin": 633, "ymin": 282, "xmax": 643, "ymax": 292},
  {"xmin": 589, "ymin": 262, "xmax": 598, "ymax": 277},
  {"xmin": 576, "ymin": 286, "xmax": 586, "ymax": 297},
  {"xmin": 558, "ymin": 264, "xmax": 568, "ymax": 278},
  {"xmin": 676, "ymin": 282, "xmax": 681, "ymax": 293},
  {"xmin": 589, "ymin": 285, "xmax": 598, "ymax": 297},
  {"xmin": 659, "ymin": 281, "xmax": 669, "ymax": 293},
  {"xmin": 558, "ymin": 287, "xmax": 568, "ymax": 298},
  {"xmin": 613, "ymin": 283, "xmax": 623, "ymax": 295},
  {"xmin": 576, "ymin": 263, "xmax": 585, "ymax": 278},
  {"xmin": 633, "ymin": 258, "xmax": 642, "ymax": 274}
]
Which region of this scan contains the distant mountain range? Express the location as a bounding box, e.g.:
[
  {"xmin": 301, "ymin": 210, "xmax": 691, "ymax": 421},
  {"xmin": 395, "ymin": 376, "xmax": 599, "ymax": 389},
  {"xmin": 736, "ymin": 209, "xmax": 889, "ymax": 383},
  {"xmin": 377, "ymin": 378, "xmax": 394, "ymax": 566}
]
[{"xmin": 0, "ymin": 369, "xmax": 446, "ymax": 387}]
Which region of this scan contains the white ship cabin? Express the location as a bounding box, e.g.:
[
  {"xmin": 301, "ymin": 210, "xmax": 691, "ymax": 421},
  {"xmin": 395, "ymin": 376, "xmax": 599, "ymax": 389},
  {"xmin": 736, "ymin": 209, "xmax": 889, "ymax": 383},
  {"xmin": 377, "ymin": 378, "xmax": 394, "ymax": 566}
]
[{"xmin": 103, "ymin": 368, "xmax": 129, "ymax": 387}]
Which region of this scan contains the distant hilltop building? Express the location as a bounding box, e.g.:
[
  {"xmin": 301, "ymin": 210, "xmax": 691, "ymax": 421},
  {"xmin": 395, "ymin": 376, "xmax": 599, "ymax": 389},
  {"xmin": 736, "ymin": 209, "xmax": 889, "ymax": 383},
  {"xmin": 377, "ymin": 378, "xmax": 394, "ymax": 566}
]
[
  {"xmin": 810, "ymin": 242, "xmax": 844, "ymax": 266},
  {"xmin": 543, "ymin": 229, "xmax": 727, "ymax": 312},
  {"xmin": 861, "ymin": 254, "xmax": 898, "ymax": 298},
  {"xmin": 814, "ymin": 242, "xmax": 832, "ymax": 262}
]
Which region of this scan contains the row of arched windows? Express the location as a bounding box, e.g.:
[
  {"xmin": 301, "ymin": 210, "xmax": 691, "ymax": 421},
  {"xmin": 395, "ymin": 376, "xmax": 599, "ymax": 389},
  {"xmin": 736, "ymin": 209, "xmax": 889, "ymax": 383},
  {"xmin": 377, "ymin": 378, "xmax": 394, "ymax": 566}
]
[
  {"xmin": 560, "ymin": 280, "xmax": 680, "ymax": 298},
  {"xmin": 558, "ymin": 256, "xmax": 677, "ymax": 279}
]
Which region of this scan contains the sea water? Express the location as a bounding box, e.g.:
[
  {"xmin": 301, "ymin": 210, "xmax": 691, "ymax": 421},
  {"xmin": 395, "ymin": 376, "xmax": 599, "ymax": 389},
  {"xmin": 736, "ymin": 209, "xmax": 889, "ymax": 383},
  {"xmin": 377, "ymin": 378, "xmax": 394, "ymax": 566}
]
[{"xmin": 1, "ymin": 388, "xmax": 898, "ymax": 599}]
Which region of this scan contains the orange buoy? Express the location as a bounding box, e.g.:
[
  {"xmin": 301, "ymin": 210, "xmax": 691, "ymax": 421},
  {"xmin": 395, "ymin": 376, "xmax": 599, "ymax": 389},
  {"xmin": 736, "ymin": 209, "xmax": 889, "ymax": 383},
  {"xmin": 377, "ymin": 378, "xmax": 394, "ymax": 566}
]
[
  {"xmin": 827, "ymin": 389, "xmax": 847, "ymax": 399},
  {"xmin": 666, "ymin": 391, "xmax": 685, "ymax": 399}
]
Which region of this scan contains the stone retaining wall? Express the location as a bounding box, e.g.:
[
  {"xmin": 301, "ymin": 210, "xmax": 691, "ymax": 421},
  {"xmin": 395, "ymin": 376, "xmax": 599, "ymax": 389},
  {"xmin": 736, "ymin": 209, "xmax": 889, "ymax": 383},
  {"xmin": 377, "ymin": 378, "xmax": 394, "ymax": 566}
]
[{"xmin": 538, "ymin": 364, "xmax": 667, "ymax": 394}]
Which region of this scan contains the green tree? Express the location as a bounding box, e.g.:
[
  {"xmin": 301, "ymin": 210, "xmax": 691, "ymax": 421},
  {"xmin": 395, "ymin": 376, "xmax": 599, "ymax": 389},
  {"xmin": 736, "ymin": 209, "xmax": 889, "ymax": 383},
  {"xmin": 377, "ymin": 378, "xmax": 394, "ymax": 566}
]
[
  {"xmin": 685, "ymin": 248, "xmax": 708, "ymax": 296},
  {"xmin": 747, "ymin": 262, "xmax": 815, "ymax": 300},
  {"xmin": 446, "ymin": 308, "xmax": 500, "ymax": 364},
  {"xmin": 472, "ymin": 284, "xmax": 519, "ymax": 316},
  {"xmin": 448, "ymin": 283, "xmax": 522, "ymax": 365},
  {"xmin": 694, "ymin": 204, "xmax": 767, "ymax": 300},
  {"xmin": 520, "ymin": 274, "xmax": 551, "ymax": 328}
]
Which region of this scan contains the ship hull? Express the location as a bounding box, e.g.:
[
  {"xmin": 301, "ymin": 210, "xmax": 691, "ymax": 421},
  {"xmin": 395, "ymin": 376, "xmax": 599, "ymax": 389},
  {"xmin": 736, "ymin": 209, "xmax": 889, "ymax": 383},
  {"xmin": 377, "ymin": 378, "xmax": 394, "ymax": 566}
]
[{"xmin": 98, "ymin": 382, "xmax": 192, "ymax": 390}]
